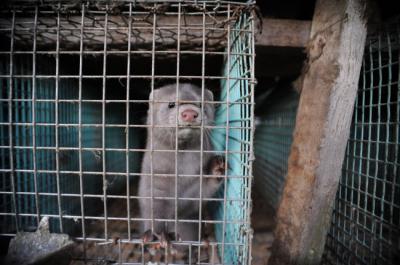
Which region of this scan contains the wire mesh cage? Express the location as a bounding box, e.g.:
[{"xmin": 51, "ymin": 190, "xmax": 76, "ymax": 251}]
[
  {"xmin": 0, "ymin": 1, "xmax": 256, "ymax": 264},
  {"xmin": 322, "ymin": 19, "xmax": 400, "ymax": 265},
  {"xmin": 253, "ymin": 90, "xmax": 298, "ymax": 209}
]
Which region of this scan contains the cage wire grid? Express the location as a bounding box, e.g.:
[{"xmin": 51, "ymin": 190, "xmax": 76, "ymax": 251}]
[
  {"xmin": 253, "ymin": 91, "xmax": 298, "ymax": 209},
  {"xmin": 0, "ymin": 1, "xmax": 256, "ymax": 264},
  {"xmin": 322, "ymin": 20, "xmax": 400, "ymax": 264}
]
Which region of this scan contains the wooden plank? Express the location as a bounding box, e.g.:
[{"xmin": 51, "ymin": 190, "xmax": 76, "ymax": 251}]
[
  {"xmin": 0, "ymin": 15, "xmax": 228, "ymax": 51},
  {"xmin": 1, "ymin": 15, "xmax": 312, "ymax": 50},
  {"xmin": 268, "ymin": 0, "xmax": 367, "ymax": 264},
  {"xmin": 256, "ymin": 18, "xmax": 311, "ymax": 48}
]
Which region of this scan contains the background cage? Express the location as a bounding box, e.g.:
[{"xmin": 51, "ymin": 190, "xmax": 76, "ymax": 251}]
[
  {"xmin": 251, "ymin": 17, "xmax": 399, "ymax": 265},
  {"xmin": 253, "ymin": 89, "xmax": 298, "ymax": 209},
  {"xmin": 322, "ymin": 19, "xmax": 400, "ymax": 265},
  {"xmin": 0, "ymin": 1, "xmax": 256, "ymax": 264}
]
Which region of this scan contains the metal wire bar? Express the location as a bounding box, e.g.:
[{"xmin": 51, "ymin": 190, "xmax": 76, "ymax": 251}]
[
  {"xmin": 0, "ymin": 124, "xmax": 254, "ymax": 131},
  {"xmin": 101, "ymin": 6, "xmax": 109, "ymax": 241},
  {"xmin": 7, "ymin": 10, "xmax": 19, "ymax": 232},
  {"xmin": 73, "ymin": 237, "xmax": 246, "ymax": 247},
  {"xmin": 55, "ymin": 6, "xmax": 63, "ymax": 232},
  {"xmin": 173, "ymin": 1, "xmax": 181, "ymax": 243},
  {"xmin": 149, "ymin": 5, "xmax": 156, "ymax": 234},
  {"xmin": 78, "ymin": 2, "xmax": 86, "ymax": 242},
  {"xmin": 0, "ymin": 18, "xmax": 248, "ymax": 28},
  {"xmin": 125, "ymin": 2, "xmax": 132, "ymax": 242},
  {"xmin": 197, "ymin": 2, "xmax": 207, "ymax": 261},
  {"xmin": 0, "ymin": 147, "xmax": 252, "ymax": 156},
  {"xmin": 31, "ymin": 6, "xmax": 40, "ymax": 226},
  {"xmin": 0, "ymin": 194, "xmax": 249, "ymax": 205},
  {"xmin": 0, "ymin": 212, "xmax": 248, "ymax": 226},
  {"xmin": 0, "ymin": 61, "xmax": 6, "ymax": 232},
  {"xmin": 0, "ymin": 99, "xmax": 253, "ymax": 107},
  {"xmin": 20, "ymin": 52, "xmax": 30, "ymax": 229},
  {"xmin": 0, "ymin": 51, "xmax": 254, "ymax": 58},
  {"xmin": 221, "ymin": 4, "xmax": 231, "ymax": 262},
  {"xmin": 0, "ymin": 75, "xmax": 254, "ymax": 81},
  {"xmin": 0, "ymin": 170, "xmax": 252, "ymax": 179},
  {"xmin": 245, "ymin": 13, "xmax": 256, "ymax": 265}
]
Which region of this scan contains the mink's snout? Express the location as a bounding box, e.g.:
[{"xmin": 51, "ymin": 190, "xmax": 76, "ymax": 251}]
[
  {"xmin": 178, "ymin": 105, "xmax": 201, "ymax": 125},
  {"xmin": 181, "ymin": 109, "xmax": 198, "ymax": 122},
  {"xmin": 176, "ymin": 105, "xmax": 202, "ymax": 141}
]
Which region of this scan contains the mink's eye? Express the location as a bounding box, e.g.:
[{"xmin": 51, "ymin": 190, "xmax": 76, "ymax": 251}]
[{"xmin": 168, "ymin": 102, "xmax": 176, "ymax": 108}]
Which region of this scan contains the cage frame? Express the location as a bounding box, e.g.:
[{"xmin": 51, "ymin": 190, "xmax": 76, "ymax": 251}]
[{"xmin": 0, "ymin": 0, "xmax": 256, "ymax": 264}]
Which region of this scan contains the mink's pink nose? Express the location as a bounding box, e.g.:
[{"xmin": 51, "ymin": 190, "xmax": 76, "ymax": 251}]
[{"xmin": 181, "ymin": 109, "xmax": 198, "ymax": 122}]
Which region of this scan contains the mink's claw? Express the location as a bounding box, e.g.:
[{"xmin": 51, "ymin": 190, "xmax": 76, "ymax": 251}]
[
  {"xmin": 155, "ymin": 231, "xmax": 175, "ymax": 248},
  {"xmin": 159, "ymin": 231, "xmax": 170, "ymax": 248},
  {"xmin": 141, "ymin": 229, "xmax": 155, "ymax": 243},
  {"xmin": 142, "ymin": 229, "xmax": 179, "ymax": 248}
]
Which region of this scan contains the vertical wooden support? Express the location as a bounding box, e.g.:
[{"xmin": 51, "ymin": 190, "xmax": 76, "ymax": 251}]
[{"xmin": 268, "ymin": 0, "xmax": 367, "ymax": 264}]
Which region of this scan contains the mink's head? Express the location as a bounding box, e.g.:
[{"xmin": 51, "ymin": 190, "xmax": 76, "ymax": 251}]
[{"xmin": 147, "ymin": 83, "xmax": 215, "ymax": 148}]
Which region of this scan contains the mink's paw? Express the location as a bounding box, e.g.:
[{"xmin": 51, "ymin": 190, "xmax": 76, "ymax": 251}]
[
  {"xmin": 209, "ymin": 155, "xmax": 226, "ymax": 176},
  {"xmin": 156, "ymin": 231, "xmax": 173, "ymax": 249},
  {"xmin": 143, "ymin": 230, "xmax": 178, "ymax": 250},
  {"xmin": 141, "ymin": 229, "xmax": 155, "ymax": 243}
]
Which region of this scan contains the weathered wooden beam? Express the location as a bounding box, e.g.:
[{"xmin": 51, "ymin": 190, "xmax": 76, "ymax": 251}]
[
  {"xmin": 1, "ymin": 15, "xmax": 312, "ymax": 50},
  {"xmin": 256, "ymin": 18, "xmax": 311, "ymax": 48},
  {"xmin": 268, "ymin": 0, "xmax": 367, "ymax": 264}
]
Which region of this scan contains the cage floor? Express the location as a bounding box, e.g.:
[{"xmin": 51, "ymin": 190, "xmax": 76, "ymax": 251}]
[
  {"xmin": 68, "ymin": 198, "xmax": 221, "ymax": 265},
  {"xmin": 66, "ymin": 189, "xmax": 273, "ymax": 265},
  {"xmin": 69, "ymin": 244, "xmax": 220, "ymax": 265}
]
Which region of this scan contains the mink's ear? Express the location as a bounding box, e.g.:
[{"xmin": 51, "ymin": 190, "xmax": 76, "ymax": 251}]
[
  {"xmin": 204, "ymin": 88, "xmax": 214, "ymax": 102},
  {"xmin": 148, "ymin": 89, "xmax": 160, "ymax": 100}
]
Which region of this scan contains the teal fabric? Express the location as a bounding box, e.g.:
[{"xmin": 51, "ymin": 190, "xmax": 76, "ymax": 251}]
[{"xmin": 212, "ymin": 11, "xmax": 254, "ymax": 264}]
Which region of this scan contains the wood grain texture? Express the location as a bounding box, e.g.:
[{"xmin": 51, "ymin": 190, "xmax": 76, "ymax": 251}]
[
  {"xmin": 268, "ymin": 0, "xmax": 367, "ymax": 264},
  {"xmin": 0, "ymin": 15, "xmax": 312, "ymax": 50},
  {"xmin": 256, "ymin": 18, "xmax": 311, "ymax": 48}
]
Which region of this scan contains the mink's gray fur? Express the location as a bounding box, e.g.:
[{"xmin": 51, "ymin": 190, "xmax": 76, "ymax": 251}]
[{"xmin": 138, "ymin": 83, "xmax": 222, "ymax": 242}]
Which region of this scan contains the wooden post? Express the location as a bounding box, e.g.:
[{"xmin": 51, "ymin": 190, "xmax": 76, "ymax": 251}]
[{"xmin": 268, "ymin": 0, "xmax": 367, "ymax": 264}]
